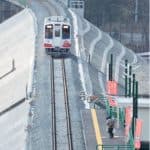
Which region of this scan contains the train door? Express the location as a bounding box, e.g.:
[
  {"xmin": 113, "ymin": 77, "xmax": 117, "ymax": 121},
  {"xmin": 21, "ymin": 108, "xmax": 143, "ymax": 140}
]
[{"xmin": 53, "ymin": 24, "xmax": 61, "ymax": 48}]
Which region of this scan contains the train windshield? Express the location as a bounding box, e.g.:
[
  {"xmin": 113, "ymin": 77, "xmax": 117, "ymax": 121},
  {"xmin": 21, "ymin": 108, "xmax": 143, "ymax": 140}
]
[
  {"xmin": 45, "ymin": 24, "xmax": 53, "ymax": 39},
  {"xmin": 55, "ymin": 28, "xmax": 60, "ymax": 37},
  {"xmin": 62, "ymin": 25, "xmax": 70, "ymax": 39}
]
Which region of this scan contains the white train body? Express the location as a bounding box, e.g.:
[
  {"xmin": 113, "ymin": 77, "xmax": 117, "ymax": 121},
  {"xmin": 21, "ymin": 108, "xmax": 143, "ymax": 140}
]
[{"xmin": 43, "ymin": 16, "xmax": 71, "ymax": 55}]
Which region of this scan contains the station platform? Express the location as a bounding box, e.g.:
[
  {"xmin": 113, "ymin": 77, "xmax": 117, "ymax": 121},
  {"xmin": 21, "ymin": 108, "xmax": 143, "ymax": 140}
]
[{"xmin": 81, "ymin": 108, "xmax": 127, "ymax": 150}]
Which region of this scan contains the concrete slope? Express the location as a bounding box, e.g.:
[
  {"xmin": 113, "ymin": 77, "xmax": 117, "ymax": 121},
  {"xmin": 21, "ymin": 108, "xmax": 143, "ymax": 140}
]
[
  {"xmin": 74, "ymin": 14, "xmax": 148, "ymax": 95},
  {"xmin": 0, "ymin": 8, "xmax": 36, "ymax": 111},
  {"xmin": 0, "ymin": 102, "xmax": 29, "ymax": 150}
]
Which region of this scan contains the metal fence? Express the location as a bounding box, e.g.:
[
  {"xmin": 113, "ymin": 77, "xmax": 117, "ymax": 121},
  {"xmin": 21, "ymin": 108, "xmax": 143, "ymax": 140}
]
[
  {"xmin": 96, "ymin": 144, "xmax": 134, "ymax": 150},
  {"xmin": 102, "ymin": 97, "xmax": 135, "ymax": 149}
]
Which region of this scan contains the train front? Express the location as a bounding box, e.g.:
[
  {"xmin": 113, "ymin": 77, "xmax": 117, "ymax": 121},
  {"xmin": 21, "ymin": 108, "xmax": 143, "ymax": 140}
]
[{"xmin": 43, "ymin": 16, "xmax": 71, "ymax": 56}]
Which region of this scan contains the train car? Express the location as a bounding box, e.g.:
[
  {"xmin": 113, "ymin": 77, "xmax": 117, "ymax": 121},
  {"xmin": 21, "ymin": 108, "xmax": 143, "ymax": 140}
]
[{"xmin": 43, "ymin": 16, "xmax": 71, "ymax": 55}]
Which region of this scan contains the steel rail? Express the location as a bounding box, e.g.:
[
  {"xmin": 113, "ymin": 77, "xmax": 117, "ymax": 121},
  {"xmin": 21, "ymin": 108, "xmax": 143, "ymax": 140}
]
[
  {"xmin": 62, "ymin": 59, "xmax": 73, "ymax": 150},
  {"xmin": 50, "ymin": 57, "xmax": 57, "ymax": 150},
  {"xmin": 51, "ymin": 57, "xmax": 73, "ymax": 150}
]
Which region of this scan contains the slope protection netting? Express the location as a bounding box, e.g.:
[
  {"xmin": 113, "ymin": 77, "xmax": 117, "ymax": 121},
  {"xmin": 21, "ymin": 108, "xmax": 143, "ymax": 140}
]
[{"xmin": 0, "ymin": 0, "xmax": 23, "ymax": 23}]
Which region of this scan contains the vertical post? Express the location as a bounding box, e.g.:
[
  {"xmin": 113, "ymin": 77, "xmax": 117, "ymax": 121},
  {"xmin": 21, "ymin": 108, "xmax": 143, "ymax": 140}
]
[
  {"xmin": 125, "ymin": 60, "xmax": 128, "ymax": 97},
  {"xmin": 26, "ymin": 84, "xmax": 28, "ymax": 100},
  {"xmin": 109, "ymin": 63, "xmax": 111, "ymax": 81},
  {"xmin": 135, "ymin": 81, "xmax": 138, "ymax": 118},
  {"xmin": 116, "ymin": 106, "xmax": 119, "ymax": 128},
  {"xmin": 128, "ymin": 65, "xmax": 132, "ymax": 97},
  {"xmin": 109, "ymin": 54, "xmax": 113, "ymax": 81},
  {"xmin": 88, "ymin": 54, "xmax": 91, "ymax": 64},
  {"xmin": 132, "ymin": 74, "xmax": 135, "ymax": 97},
  {"xmin": 12, "ymin": 59, "xmax": 15, "ymax": 71},
  {"xmin": 132, "ymin": 74, "xmax": 136, "ymax": 138}
]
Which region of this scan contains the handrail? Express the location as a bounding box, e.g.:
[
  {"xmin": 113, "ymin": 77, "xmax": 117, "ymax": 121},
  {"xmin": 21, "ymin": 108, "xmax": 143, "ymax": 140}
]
[
  {"xmin": 96, "ymin": 144, "xmax": 134, "ymax": 150},
  {"xmin": 102, "ymin": 96, "xmax": 135, "ymax": 149}
]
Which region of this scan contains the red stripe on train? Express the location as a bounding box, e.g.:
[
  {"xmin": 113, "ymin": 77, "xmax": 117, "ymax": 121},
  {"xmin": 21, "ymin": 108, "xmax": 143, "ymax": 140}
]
[
  {"xmin": 62, "ymin": 41, "xmax": 71, "ymax": 48},
  {"xmin": 44, "ymin": 43, "xmax": 53, "ymax": 48}
]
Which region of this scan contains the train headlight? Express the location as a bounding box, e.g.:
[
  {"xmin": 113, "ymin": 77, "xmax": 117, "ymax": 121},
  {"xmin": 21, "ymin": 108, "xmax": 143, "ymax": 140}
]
[
  {"xmin": 47, "ymin": 25, "xmax": 52, "ymax": 28},
  {"xmin": 63, "ymin": 25, "xmax": 69, "ymax": 29}
]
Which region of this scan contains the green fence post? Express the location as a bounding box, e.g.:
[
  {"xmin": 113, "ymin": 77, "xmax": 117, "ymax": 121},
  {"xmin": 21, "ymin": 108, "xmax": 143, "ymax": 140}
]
[
  {"xmin": 135, "ymin": 81, "xmax": 138, "ymax": 118},
  {"xmin": 128, "ymin": 65, "xmax": 132, "ymax": 97},
  {"xmin": 109, "ymin": 63, "xmax": 111, "ymax": 81},
  {"xmin": 125, "ymin": 60, "xmax": 128, "ymax": 97},
  {"xmin": 132, "ymin": 74, "xmax": 136, "ymax": 138},
  {"xmin": 132, "ymin": 74, "xmax": 135, "ymax": 97},
  {"xmin": 110, "ymin": 54, "xmax": 113, "ymax": 81}
]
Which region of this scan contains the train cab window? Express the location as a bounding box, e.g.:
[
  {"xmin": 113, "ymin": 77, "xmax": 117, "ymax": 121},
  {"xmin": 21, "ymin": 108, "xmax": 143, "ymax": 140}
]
[
  {"xmin": 62, "ymin": 25, "xmax": 70, "ymax": 39},
  {"xmin": 45, "ymin": 24, "xmax": 53, "ymax": 39},
  {"xmin": 55, "ymin": 28, "xmax": 60, "ymax": 37}
]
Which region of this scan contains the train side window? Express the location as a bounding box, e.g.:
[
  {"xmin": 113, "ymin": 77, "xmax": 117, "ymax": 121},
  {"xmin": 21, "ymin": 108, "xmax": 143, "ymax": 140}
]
[
  {"xmin": 45, "ymin": 24, "xmax": 53, "ymax": 39},
  {"xmin": 62, "ymin": 25, "xmax": 70, "ymax": 39}
]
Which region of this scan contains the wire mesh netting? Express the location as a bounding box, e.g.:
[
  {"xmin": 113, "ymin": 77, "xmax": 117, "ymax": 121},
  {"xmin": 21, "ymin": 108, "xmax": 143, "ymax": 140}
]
[{"xmin": 0, "ymin": 0, "xmax": 23, "ymax": 23}]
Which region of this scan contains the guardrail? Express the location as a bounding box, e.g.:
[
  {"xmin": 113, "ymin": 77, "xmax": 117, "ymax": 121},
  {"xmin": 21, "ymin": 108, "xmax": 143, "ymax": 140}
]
[
  {"xmin": 96, "ymin": 144, "xmax": 134, "ymax": 150},
  {"xmin": 101, "ymin": 96, "xmax": 134, "ymax": 149}
]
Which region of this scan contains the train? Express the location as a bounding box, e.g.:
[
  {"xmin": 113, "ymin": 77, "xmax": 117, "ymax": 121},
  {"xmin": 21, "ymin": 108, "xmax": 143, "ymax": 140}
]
[{"xmin": 43, "ymin": 16, "xmax": 71, "ymax": 55}]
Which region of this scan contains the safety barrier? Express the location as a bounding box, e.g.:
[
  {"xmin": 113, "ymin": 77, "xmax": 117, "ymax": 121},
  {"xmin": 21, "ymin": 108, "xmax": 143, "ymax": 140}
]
[
  {"xmin": 102, "ymin": 96, "xmax": 134, "ymax": 149},
  {"xmin": 104, "ymin": 97, "xmax": 111, "ymax": 116},
  {"xmin": 96, "ymin": 144, "xmax": 134, "ymax": 150}
]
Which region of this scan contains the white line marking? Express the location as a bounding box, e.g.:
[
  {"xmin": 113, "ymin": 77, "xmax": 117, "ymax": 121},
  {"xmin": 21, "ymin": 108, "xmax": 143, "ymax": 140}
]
[
  {"xmin": 115, "ymin": 45, "xmax": 126, "ymax": 82},
  {"xmin": 137, "ymin": 52, "xmax": 150, "ymax": 56},
  {"xmin": 98, "ymin": 72, "xmax": 106, "ymax": 94},
  {"xmin": 132, "ymin": 64, "xmax": 140, "ymax": 70},
  {"xmin": 126, "ymin": 49, "xmax": 138, "ymax": 65},
  {"xmin": 69, "ymin": 9, "xmax": 90, "ymax": 109},
  {"xmin": 89, "ymin": 28, "xmax": 102, "ymax": 58},
  {"xmin": 78, "ymin": 18, "xmax": 93, "ymax": 94},
  {"xmin": 82, "ymin": 19, "xmax": 91, "ymax": 35},
  {"xmin": 101, "ymin": 34, "xmax": 114, "ymax": 73}
]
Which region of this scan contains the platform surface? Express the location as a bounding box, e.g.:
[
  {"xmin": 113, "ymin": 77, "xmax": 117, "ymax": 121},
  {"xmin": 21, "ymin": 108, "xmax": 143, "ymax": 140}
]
[{"xmin": 81, "ymin": 108, "xmax": 127, "ymax": 150}]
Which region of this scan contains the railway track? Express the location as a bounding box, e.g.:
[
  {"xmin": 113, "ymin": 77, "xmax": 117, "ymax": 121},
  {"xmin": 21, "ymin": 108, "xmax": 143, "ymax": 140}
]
[{"xmin": 50, "ymin": 57, "xmax": 73, "ymax": 150}]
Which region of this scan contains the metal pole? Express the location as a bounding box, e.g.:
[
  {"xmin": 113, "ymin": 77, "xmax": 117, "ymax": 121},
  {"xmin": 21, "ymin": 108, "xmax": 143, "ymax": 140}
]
[
  {"xmin": 135, "ymin": 81, "xmax": 138, "ymax": 118},
  {"xmin": 132, "ymin": 74, "xmax": 135, "ymax": 97},
  {"xmin": 110, "ymin": 54, "xmax": 113, "ymax": 81},
  {"xmin": 26, "ymin": 84, "xmax": 28, "ymax": 100},
  {"xmin": 125, "ymin": 60, "xmax": 128, "ymax": 97},
  {"xmin": 12, "ymin": 59, "xmax": 15, "ymax": 71},
  {"xmin": 128, "ymin": 65, "xmax": 132, "ymax": 97},
  {"xmin": 109, "ymin": 63, "xmax": 111, "ymax": 81},
  {"xmin": 132, "ymin": 74, "xmax": 136, "ymax": 138},
  {"xmin": 88, "ymin": 54, "xmax": 90, "ymax": 64}
]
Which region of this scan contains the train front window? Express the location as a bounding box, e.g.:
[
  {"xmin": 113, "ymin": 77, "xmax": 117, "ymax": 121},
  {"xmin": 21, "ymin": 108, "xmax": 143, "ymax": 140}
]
[
  {"xmin": 55, "ymin": 28, "xmax": 60, "ymax": 37},
  {"xmin": 45, "ymin": 24, "xmax": 53, "ymax": 39},
  {"xmin": 62, "ymin": 25, "xmax": 70, "ymax": 39}
]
